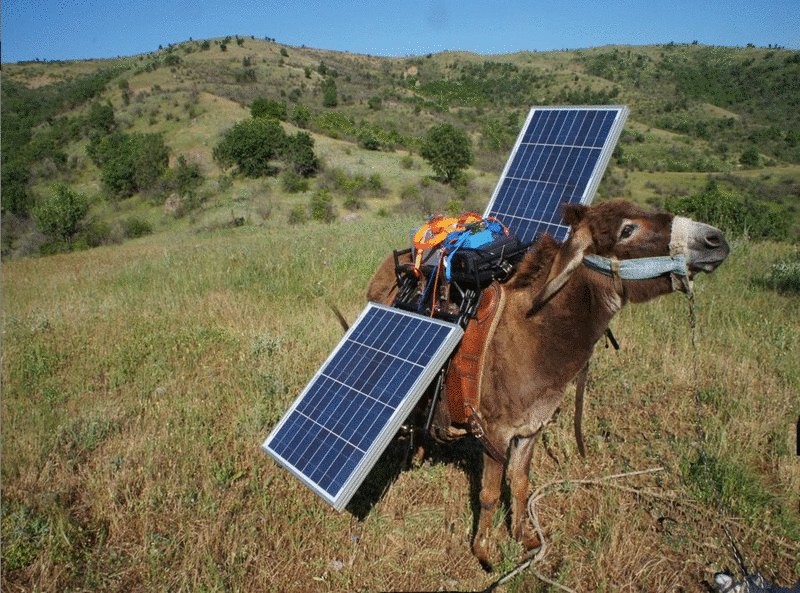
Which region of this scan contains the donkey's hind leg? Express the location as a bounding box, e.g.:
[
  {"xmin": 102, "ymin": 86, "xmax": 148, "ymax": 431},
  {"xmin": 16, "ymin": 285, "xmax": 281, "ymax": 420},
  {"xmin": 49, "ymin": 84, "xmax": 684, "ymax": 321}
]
[{"xmin": 507, "ymin": 434, "xmax": 541, "ymax": 551}]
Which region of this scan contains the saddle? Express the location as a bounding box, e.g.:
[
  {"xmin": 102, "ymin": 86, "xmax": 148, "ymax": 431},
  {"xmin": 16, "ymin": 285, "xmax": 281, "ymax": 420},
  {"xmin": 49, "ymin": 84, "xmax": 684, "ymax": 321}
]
[{"xmin": 443, "ymin": 282, "xmax": 505, "ymax": 425}]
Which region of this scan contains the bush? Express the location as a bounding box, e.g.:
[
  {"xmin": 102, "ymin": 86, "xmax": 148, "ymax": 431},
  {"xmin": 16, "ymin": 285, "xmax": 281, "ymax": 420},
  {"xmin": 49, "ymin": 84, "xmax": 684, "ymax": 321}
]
[
  {"xmin": 322, "ymin": 79, "xmax": 338, "ymax": 108},
  {"xmin": 760, "ymin": 251, "xmax": 800, "ymax": 294},
  {"xmin": 357, "ymin": 128, "xmax": 381, "ymax": 150},
  {"xmin": 287, "ymin": 205, "xmax": 307, "ymax": 225},
  {"xmin": 309, "ymin": 189, "xmax": 336, "ymax": 222},
  {"xmin": 33, "ymin": 184, "xmax": 89, "ymax": 248},
  {"xmin": 123, "ymin": 216, "xmax": 153, "ymax": 239},
  {"xmin": 664, "ymin": 180, "xmax": 790, "ymax": 241},
  {"xmin": 251, "ymin": 98, "xmax": 287, "ymax": 121},
  {"xmin": 81, "ymin": 219, "xmax": 118, "ymax": 247},
  {"xmin": 283, "ymin": 132, "xmax": 319, "ymax": 177},
  {"xmin": 87, "ymin": 131, "xmax": 169, "ymax": 198},
  {"xmin": 281, "ymin": 170, "xmax": 309, "ymax": 193},
  {"xmin": 291, "ymin": 104, "xmax": 311, "ymax": 128},
  {"xmin": 740, "ymin": 146, "xmax": 761, "ymax": 167},
  {"xmin": 172, "ymin": 155, "xmax": 203, "ymax": 197}
]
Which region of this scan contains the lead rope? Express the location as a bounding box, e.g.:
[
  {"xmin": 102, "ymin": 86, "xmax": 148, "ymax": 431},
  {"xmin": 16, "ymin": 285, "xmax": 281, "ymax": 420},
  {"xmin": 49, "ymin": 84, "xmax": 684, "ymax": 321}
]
[
  {"xmin": 686, "ymin": 290, "xmax": 752, "ymax": 580},
  {"xmin": 487, "ymin": 291, "xmax": 754, "ymax": 592}
]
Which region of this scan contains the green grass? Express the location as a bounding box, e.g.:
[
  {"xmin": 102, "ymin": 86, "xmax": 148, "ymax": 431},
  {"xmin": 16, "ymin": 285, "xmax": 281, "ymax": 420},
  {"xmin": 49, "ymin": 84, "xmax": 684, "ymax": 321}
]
[
  {"xmin": 3, "ymin": 39, "xmax": 800, "ymax": 590},
  {"xmin": 3, "ymin": 215, "xmax": 799, "ymax": 591}
]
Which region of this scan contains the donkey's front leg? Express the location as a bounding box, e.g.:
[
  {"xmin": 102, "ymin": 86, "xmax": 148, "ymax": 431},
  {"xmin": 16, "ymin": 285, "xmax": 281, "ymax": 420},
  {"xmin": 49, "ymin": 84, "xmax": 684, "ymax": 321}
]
[
  {"xmin": 507, "ymin": 434, "xmax": 541, "ymax": 551},
  {"xmin": 472, "ymin": 451, "xmax": 504, "ymax": 570}
]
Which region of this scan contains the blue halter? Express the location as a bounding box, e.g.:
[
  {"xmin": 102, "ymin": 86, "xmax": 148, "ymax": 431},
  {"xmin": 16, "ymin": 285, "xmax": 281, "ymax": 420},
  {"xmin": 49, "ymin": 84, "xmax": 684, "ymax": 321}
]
[{"xmin": 582, "ymin": 253, "xmax": 688, "ymax": 281}]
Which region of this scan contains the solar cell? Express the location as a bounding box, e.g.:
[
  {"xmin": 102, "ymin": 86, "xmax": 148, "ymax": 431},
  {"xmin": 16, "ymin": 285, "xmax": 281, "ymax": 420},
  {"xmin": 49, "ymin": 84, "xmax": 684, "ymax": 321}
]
[
  {"xmin": 262, "ymin": 303, "xmax": 463, "ymax": 511},
  {"xmin": 484, "ymin": 106, "xmax": 628, "ymax": 245}
]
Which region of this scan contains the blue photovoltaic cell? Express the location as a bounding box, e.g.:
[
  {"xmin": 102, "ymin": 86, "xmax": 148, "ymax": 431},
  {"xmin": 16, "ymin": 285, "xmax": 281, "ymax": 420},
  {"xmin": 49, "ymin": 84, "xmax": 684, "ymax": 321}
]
[
  {"xmin": 262, "ymin": 303, "xmax": 463, "ymax": 511},
  {"xmin": 484, "ymin": 106, "xmax": 628, "ymax": 245}
]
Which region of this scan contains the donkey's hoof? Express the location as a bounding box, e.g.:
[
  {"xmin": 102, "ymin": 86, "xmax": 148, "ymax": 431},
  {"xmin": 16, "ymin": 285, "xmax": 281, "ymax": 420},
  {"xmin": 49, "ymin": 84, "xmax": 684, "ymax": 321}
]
[
  {"xmin": 514, "ymin": 524, "xmax": 542, "ymax": 552},
  {"xmin": 521, "ymin": 531, "xmax": 542, "ymax": 552},
  {"xmin": 472, "ymin": 535, "xmax": 497, "ymax": 572}
]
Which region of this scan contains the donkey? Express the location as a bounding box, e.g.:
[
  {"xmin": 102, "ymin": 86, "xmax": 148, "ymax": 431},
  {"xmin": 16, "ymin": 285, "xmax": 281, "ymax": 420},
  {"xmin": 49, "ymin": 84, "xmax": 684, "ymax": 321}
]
[{"xmin": 367, "ymin": 198, "xmax": 729, "ymax": 567}]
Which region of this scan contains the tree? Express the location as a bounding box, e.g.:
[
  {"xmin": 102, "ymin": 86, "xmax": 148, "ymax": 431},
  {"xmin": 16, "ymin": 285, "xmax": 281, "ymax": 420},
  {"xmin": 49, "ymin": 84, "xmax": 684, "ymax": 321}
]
[
  {"xmin": 87, "ymin": 132, "xmax": 169, "ymax": 198},
  {"xmin": 420, "ymin": 123, "xmax": 474, "ymax": 183},
  {"xmin": 34, "ymin": 184, "xmax": 89, "ymax": 247},
  {"xmin": 213, "ymin": 118, "xmax": 287, "ymax": 177},
  {"xmin": 284, "ymin": 132, "xmax": 319, "ymax": 177}
]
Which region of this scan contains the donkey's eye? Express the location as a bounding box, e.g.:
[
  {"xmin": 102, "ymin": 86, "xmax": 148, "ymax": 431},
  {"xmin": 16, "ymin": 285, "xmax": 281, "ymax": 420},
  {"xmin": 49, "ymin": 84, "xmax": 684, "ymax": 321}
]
[{"xmin": 620, "ymin": 224, "xmax": 637, "ymax": 240}]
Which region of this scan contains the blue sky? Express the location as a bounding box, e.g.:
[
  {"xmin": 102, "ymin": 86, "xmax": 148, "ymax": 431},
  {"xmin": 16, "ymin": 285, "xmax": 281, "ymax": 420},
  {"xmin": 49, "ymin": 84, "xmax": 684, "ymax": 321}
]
[{"xmin": 2, "ymin": 0, "xmax": 799, "ymax": 63}]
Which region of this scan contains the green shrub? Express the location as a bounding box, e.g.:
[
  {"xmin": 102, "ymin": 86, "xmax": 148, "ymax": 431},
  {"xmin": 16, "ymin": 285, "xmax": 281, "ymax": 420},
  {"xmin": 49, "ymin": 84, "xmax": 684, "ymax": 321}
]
[
  {"xmin": 740, "ymin": 146, "xmax": 761, "ymax": 167},
  {"xmin": 33, "ymin": 184, "xmax": 89, "ymax": 248},
  {"xmin": 87, "ymin": 131, "xmax": 169, "ymax": 198},
  {"xmin": 281, "ymin": 170, "xmax": 309, "ymax": 193},
  {"xmin": 664, "ymin": 180, "xmax": 790, "ymax": 241},
  {"xmin": 291, "ymin": 103, "xmax": 311, "ymax": 128},
  {"xmin": 123, "ymin": 216, "xmax": 153, "ymax": 239},
  {"xmin": 251, "ymin": 98, "xmax": 287, "ymax": 121},
  {"xmin": 81, "ymin": 219, "xmax": 116, "ymax": 247},
  {"xmin": 287, "ymin": 205, "xmax": 308, "ymax": 225},
  {"xmin": 309, "ymin": 189, "xmax": 336, "ymax": 222},
  {"xmin": 172, "ymin": 155, "xmax": 204, "ymax": 197},
  {"xmin": 284, "ymin": 132, "xmax": 319, "ymax": 177},
  {"xmin": 760, "ymin": 251, "xmax": 800, "ymax": 293}
]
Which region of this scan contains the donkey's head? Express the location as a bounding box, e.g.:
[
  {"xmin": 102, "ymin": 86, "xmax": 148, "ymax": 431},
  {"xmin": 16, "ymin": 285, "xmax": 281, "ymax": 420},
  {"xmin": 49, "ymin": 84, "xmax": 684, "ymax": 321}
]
[{"xmin": 528, "ymin": 199, "xmax": 729, "ymax": 314}]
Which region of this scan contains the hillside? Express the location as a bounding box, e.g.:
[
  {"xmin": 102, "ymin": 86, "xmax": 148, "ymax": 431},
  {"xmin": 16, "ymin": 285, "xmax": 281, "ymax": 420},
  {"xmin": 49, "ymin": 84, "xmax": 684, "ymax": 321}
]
[
  {"xmin": 2, "ymin": 38, "xmax": 800, "ymax": 257},
  {"xmin": 2, "ymin": 39, "xmax": 799, "ymax": 592}
]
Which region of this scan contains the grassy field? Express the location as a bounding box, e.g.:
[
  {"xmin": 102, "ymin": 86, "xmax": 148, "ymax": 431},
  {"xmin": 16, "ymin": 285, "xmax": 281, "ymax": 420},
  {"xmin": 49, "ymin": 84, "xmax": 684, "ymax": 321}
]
[{"xmin": 2, "ymin": 212, "xmax": 798, "ymax": 592}]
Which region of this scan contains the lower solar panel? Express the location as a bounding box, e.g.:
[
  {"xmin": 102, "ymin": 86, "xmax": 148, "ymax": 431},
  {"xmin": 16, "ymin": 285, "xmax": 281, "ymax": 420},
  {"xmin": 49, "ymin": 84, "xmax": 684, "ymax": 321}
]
[{"xmin": 262, "ymin": 303, "xmax": 464, "ymax": 511}]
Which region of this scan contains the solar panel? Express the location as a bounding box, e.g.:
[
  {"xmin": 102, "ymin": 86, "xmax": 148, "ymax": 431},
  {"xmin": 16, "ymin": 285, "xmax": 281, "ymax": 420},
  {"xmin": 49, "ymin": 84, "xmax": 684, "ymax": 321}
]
[
  {"xmin": 262, "ymin": 303, "xmax": 463, "ymax": 511},
  {"xmin": 484, "ymin": 106, "xmax": 628, "ymax": 245}
]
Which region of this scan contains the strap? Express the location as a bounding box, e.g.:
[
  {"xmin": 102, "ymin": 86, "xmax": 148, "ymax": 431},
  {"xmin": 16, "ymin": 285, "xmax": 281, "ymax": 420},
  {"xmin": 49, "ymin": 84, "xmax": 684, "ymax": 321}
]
[
  {"xmin": 467, "ymin": 406, "xmax": 508, "ymax": 464},
  {"xmin": 582, "ymin": 253, "xmax": 688, "ymax": 280}
]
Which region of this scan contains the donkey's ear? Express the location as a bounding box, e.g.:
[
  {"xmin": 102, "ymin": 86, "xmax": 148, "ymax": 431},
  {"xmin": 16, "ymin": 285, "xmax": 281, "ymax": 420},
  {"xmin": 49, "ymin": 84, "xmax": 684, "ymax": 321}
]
[
  {"xmin": 563, "ymin": 203, "xmax": 587, "ymax": 227},
  {"xmin": 527, "ymin": 225, "xmax": 593, "ymax": 317}
]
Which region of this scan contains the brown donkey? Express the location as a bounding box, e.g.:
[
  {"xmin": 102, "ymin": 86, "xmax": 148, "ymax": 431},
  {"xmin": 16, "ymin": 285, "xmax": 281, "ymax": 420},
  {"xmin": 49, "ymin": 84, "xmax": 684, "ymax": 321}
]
[{"xmin": 367, "ymin": 199, "xmax": 729, "ymax": 567}]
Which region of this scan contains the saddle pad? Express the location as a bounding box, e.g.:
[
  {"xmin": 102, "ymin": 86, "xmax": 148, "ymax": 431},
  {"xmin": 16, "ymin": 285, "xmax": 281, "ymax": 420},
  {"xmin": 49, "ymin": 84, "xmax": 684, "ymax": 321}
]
[{"xmin": 444, "ymin": 282, "xmax": 506, "ymax": 424}]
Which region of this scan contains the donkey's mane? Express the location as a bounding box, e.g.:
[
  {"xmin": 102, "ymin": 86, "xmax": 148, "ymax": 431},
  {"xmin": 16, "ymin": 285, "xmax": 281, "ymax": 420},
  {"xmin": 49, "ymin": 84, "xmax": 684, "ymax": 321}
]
[{"xmin": 505, "ymin": 233, "xmax": 560, "ymax": 290}]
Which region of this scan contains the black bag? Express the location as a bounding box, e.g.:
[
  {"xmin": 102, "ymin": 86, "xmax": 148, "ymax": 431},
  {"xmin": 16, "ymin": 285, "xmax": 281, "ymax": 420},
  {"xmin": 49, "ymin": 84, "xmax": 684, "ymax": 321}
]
[{"xmin": 444, "ymin": 234, "xmax": 529, "ymax": 287}]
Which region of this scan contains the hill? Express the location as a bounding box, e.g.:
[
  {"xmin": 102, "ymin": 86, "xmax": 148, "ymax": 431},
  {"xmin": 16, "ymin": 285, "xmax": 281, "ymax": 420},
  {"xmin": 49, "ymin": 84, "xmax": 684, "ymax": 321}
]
[
  {"xmin": 2, "ymin": 38, "xmax": 800, "ymax": 591},
  {"xmin": 2, "ymin": 38, "xmax": 800, "ymax": 257}
]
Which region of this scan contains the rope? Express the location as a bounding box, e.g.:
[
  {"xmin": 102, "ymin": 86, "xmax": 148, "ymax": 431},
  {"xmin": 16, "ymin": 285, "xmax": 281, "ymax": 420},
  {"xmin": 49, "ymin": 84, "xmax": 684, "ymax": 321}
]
[
  {"xmin": 685, "ymin": 291, "xmax": 752, "ymax": 579},
  {"xmin": 491, "ymin": 287, "xmax": 775, "ymax": 591},
  {"xmin": 495, "ymin": 467, "xmax": 666, "ymax": 592}
]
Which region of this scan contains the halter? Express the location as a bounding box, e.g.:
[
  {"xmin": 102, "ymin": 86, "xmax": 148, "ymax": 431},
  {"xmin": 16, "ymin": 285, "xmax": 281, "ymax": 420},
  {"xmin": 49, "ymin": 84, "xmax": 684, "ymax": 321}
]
[
  {"xmin": 582, "ymin": 253, "xmax": 688, "ymax": 281},
  {"xmin": 581, "ymin": 215, "xmax": 694, "ymax": 293}
]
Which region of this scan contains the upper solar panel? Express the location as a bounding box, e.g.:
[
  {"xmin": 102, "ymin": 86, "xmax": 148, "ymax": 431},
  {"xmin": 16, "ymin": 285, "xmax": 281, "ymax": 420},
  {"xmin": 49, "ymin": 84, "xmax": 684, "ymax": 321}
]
[
  {"xmin": 484, "ymin": 106, "xmax": 628, "ymax": 245},
  {"xmin": 262, "ymin": 303, "xmax": 463, "ymax": 511}
]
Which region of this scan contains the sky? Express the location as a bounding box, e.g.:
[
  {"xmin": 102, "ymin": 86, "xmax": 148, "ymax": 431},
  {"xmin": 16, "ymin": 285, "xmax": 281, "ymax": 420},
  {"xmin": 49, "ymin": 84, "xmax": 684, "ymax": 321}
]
[{"xmin": 2, "ymin": 0, "xmax": 799, "ymax": 63}]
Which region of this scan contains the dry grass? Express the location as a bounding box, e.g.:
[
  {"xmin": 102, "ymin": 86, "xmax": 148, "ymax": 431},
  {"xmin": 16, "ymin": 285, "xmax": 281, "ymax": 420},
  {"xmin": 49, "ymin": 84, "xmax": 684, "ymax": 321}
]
[{"xmin": 2, "ymin": 219, "xmax": 798, "ymax": 592}]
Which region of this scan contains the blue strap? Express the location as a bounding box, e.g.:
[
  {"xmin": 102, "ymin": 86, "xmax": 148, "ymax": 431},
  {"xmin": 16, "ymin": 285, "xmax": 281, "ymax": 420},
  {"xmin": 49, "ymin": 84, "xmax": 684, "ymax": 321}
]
[
  {"xmin": 442, "ymin": 220, "xmax": 506, "ymax": 281},
  {"xmin": 582, "ymin": 254, "xmax": 688, "ymax": 280}
]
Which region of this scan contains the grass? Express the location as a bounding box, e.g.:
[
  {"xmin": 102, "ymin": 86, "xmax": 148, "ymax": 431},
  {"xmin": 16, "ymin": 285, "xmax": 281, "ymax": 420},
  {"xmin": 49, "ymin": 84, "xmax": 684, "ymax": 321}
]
[{"xmin": 2, "ymin": 213, "xmax": 799, "ymax": 591}]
